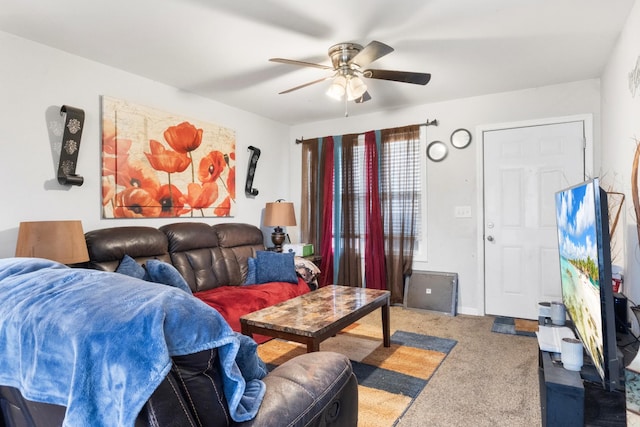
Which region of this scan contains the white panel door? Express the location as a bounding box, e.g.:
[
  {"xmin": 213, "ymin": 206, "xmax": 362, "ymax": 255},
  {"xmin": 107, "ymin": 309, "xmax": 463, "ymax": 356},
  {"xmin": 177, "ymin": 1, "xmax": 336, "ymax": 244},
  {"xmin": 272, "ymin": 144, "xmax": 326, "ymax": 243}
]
[{"xmin": 484, "ymin": 121, "xmax": 585, "ymax": 319}]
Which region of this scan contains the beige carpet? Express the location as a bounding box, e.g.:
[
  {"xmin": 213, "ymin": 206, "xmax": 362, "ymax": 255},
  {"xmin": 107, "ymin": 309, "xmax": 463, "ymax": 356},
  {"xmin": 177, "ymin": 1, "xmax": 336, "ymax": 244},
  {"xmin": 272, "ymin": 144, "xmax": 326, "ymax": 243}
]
[{"xmin": 279, "ymin": 306, "xmax": 541, "ymax": 427}]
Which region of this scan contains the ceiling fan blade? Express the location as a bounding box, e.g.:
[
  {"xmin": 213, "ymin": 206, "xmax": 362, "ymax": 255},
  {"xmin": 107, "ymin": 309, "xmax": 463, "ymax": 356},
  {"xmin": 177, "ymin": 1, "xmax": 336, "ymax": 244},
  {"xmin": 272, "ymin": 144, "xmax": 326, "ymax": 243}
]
[
  {"xmin": 278, "ymin": 76, "xmax": 333, "ymax": 94},
  {"xmin": 269, "ymin": 58, "xmax": 333, "ymax": 70},
  {"xmin": 350, "ymin": 41, "xmax": 394, "ymax": 68},
  {"xmin": 364, "ymin": 69, "xmax": 431, "ymax": 85},
  {"xmin": 354, "ymin": 91, "xmax": 372, "ymax": 104}
]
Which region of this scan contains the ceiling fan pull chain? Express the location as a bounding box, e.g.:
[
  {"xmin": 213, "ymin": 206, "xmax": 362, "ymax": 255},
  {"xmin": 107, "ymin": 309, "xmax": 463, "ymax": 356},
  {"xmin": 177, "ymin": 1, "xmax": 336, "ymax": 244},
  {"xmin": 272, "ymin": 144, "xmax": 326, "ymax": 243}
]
[{"xmin": 344, "ymin": 93, "xmax": 349, "ymax": 117}]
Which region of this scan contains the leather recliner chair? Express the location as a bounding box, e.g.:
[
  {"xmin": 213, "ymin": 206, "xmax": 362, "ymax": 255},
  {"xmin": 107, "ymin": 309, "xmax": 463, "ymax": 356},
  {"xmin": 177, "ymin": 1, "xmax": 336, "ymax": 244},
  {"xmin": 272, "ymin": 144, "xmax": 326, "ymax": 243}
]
[{"xmin": 1, "ymin": 348, "xmax": 358, "ymax": 426}]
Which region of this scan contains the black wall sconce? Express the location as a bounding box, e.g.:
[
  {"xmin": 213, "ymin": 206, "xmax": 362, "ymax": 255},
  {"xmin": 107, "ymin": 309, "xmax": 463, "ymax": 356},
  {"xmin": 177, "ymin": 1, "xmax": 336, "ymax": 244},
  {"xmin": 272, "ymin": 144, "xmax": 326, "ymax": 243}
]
[
  {"xmin": 57, "ymin": 105, "xmax": 85, "ymax": 186},
  {"xmin": 245, "ymin": 145, "xmax": 260, "ymax": 197}
]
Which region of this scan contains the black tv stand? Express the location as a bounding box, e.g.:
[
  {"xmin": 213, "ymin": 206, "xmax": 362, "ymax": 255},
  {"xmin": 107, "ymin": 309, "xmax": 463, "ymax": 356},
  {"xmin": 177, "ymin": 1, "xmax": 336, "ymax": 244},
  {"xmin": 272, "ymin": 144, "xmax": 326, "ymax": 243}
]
[
  {"xmin": 584, "ymin": 380, "xmax": 626, "ymax": 426},
  {"xmin": 538, "ymin": 349, "xmax": 626, "ymax": 426}
]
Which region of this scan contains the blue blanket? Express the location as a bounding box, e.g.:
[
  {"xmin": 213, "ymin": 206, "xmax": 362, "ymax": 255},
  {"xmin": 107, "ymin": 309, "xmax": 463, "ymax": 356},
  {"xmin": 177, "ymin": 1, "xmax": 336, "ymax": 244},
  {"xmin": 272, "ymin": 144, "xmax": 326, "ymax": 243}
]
[{"xmin": 0, "ymin": 258, "xmax": 266, "ymax": 426}]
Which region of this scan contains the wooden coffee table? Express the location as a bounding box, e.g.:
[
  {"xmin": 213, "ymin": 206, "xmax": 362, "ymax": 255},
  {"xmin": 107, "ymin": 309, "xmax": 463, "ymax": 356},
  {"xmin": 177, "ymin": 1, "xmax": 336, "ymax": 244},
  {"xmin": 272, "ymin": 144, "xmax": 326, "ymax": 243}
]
[{"xmin": 240, "ymin": 285, "xmax": 391, "ymax": 352}]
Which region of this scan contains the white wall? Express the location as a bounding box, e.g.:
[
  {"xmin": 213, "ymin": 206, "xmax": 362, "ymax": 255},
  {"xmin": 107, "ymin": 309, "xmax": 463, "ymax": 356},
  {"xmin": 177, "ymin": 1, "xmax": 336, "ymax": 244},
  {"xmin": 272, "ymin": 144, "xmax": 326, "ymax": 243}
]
[
  {"xmin": 289, "ymin": 79, "xmax": 601, "ymax": 314},
  {"xmin": 600, "ymin": 1, "xmax": 640, "ymax": 316},
  {"xmin": 6, "ymin": 5, "xmax": 639, "ymax": 317},
  {"xmin": 0, "ymin": 31, "xmax": 291, "ymax": 257}
]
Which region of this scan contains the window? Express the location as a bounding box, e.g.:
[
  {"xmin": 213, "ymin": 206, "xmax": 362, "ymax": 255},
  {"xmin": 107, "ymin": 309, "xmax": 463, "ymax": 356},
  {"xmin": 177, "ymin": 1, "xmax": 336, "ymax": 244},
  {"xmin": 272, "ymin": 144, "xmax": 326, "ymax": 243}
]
[
  {"xmin": 300, "ymin": 124, "xmax": 422, "ymax": 300},
  {"xmin": 380, "ymin": 137, "xmax": 422, "ymax": 241},
  {"xmin": 339, "ymin": 135, "xmax": 421, "ymax": 237}
]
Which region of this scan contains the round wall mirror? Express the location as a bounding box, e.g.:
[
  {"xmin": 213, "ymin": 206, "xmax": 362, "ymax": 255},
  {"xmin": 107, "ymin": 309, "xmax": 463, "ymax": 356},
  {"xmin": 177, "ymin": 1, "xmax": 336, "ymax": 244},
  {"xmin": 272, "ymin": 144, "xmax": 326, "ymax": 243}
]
[
  {"xmin": 427, "ymin": 140, "xmax": 448, "ymax": 162},
  {"xmin": 450, "ymin": 128, "xmax": 472, "ymax": 149}
]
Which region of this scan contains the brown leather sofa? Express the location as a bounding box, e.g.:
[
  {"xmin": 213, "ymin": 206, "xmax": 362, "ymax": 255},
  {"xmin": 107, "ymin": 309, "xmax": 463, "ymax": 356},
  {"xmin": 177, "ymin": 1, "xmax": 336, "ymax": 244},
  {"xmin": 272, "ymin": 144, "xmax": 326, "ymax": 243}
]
[
  {"xmin": 85, "ymin": 222, "xmax": 314, "ymax": 339},
  {"xmin": 84, "ymin": 222, "xmax": 260, "ymax": 289},
  {"xmin": 0, "ymin": 222, "xmax": 358, "ymax": 427}
]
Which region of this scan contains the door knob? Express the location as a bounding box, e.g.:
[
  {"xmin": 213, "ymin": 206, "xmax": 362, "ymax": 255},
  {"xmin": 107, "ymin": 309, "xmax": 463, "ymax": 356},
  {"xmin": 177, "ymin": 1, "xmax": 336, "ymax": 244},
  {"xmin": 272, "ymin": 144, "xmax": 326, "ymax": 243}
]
[{"xmin": 487, "ymin": 236, "xmax": 494, "ymax": 242}]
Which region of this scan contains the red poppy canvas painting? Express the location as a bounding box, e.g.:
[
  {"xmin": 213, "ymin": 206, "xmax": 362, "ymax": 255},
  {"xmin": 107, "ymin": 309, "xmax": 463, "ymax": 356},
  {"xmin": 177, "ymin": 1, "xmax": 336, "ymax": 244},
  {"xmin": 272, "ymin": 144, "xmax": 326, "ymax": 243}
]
[{"xmin": 101, "ymin": 96, "xmax": 236, "ymax": 218}]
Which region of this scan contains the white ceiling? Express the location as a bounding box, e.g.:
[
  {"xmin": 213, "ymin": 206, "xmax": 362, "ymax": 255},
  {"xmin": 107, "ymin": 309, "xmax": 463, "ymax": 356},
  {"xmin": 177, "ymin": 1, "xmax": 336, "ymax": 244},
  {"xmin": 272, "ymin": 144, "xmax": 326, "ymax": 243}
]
[{"xmin": 0, "ymin": 0, "xmax": 635, "ymax": 125}]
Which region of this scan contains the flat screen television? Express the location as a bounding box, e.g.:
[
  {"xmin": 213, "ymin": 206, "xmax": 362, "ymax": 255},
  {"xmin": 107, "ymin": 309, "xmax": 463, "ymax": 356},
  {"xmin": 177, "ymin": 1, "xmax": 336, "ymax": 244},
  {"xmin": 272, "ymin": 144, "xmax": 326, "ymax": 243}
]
[{"xmin": 554, "ymin": 177, "xmax": 621, "ymax": 391}]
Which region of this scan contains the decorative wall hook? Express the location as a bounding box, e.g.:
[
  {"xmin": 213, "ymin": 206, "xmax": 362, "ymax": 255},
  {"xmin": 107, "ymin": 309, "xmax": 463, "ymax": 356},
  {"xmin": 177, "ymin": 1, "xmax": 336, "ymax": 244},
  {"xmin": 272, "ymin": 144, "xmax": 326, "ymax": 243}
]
[
  {"xmin": 57, "ymin": 105, "xmax": 85, "ymax": 186},
  {"xmin": 245, "ymin": 145, "xmax": 261, "ymax": 197}
]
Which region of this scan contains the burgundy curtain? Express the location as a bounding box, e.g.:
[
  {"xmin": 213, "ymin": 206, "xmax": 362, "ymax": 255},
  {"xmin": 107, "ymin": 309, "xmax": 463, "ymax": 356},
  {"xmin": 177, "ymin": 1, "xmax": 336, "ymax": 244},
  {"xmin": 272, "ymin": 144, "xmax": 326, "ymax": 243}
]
[
  {"xmin": 318, "ymin": 137, "xmax": 334, "ymax": 287},
  {"xmin": 364, "ymin": 131, "xmax": 387, "ymax": 290}
]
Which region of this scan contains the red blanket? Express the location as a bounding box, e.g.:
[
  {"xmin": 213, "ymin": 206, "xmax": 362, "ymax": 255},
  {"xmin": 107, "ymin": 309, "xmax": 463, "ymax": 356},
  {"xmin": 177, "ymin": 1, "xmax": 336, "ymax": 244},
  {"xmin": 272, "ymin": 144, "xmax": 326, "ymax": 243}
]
[{"xmin": 194, "ymin": 278, "xmax": 310, "ymax": 343}]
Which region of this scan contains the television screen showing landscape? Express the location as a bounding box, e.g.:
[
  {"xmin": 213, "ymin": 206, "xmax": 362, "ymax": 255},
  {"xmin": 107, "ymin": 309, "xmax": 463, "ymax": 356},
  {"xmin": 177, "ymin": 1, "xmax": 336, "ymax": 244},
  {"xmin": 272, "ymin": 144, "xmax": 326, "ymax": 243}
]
[{"xmin": 555, "ymin": 180, "xmax": 605, "ymax": 379}]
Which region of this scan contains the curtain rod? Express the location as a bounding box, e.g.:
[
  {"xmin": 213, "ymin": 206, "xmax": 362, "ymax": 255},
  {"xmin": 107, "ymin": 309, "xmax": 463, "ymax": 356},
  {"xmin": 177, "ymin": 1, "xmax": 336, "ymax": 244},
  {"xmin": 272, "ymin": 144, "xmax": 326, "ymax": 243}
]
[{"xmin": 294, "ymin": 118, "xmax": 439, "ymax": 144}]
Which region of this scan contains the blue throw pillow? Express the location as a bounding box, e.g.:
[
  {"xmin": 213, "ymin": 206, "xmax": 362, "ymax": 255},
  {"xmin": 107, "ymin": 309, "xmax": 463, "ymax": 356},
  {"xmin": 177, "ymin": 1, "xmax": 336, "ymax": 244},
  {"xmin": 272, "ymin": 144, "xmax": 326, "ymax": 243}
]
[
  {"xmin": 115, "ymin": 255, "xmax": 146, "ymax": 279},
  {"xmin": 255, "ymin": 251, "xmax": 298, "ymax": 284},
  {"xmin": 145, "ymin": 260, "xmax": 193, "ymax": 294},
  {"xmin": 244, "ymin": 257, "xmax": 257, "ymax": 285}
]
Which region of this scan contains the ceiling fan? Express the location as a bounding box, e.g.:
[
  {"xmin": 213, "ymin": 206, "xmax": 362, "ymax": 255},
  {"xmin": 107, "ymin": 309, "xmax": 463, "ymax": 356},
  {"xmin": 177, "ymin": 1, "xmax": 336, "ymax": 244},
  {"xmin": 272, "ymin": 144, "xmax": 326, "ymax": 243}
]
[{"xmin": 269, "ymin": 40, "xmax": 431, "ymax": 104}]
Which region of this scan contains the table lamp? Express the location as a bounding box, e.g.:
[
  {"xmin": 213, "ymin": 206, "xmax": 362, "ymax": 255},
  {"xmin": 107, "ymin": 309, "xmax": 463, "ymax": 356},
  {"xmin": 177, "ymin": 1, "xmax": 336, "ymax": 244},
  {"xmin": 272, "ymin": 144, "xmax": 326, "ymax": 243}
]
[
  {"xmin": 15, "ymin": 220, "xmax": 90, "ymax": 265},
  {"xmin": 263, "ymin": 201, "xmax": 296, "ymax": 252}
]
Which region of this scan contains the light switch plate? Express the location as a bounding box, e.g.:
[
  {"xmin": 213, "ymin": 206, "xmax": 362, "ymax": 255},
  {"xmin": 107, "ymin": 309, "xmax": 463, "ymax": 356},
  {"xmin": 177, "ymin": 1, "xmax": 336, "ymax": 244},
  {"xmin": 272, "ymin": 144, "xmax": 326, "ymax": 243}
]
[{"xmin": 454, "ymin": 206, "xmax": 472, "ymax": 218}]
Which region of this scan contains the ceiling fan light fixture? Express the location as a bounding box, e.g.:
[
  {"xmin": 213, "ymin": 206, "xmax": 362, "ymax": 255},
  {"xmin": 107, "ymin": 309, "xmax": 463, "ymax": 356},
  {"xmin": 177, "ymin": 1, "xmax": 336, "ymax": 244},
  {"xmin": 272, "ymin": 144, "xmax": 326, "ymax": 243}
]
[
  {"xmin": 274, "ymin": 40, "xmax": 429, "ymax": 104},
  {"xmin": 326, "ymin": 75, "xmax": 346, "ymax": 100},
  {"xmin": 346, "ymin": 75, "xmax": 367, "ymax": 101}
]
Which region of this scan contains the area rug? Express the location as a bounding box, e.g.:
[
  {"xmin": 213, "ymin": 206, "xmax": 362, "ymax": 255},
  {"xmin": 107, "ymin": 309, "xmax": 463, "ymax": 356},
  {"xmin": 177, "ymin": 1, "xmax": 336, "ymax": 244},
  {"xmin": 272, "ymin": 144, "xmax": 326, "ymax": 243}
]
[
  {"xmin": 257, "ymin": 323, "xmax": 457, "ymax": 427},
  {"xmin": 491, "ymin": 316, "xmax": 538, "ymax": 337}
]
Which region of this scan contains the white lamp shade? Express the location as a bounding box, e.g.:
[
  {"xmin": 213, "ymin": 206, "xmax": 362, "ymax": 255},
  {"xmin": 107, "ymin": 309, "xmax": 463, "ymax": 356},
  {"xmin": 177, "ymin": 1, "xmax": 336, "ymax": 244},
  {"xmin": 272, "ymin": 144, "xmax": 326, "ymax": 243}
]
[
  {"xmin": 347, "ymin": 76, "xmax": 367, "ymax": 100},
  {"xmin": 326, "ymin": 75, "xmax": 347, "ymax": 100}
]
